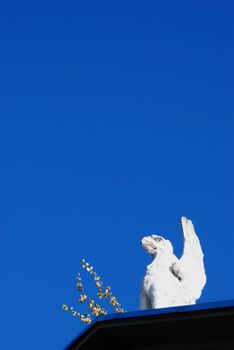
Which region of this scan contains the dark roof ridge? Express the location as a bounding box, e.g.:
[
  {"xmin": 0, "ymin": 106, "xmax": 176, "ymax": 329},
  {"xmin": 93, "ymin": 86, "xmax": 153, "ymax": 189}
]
[{"xmin": 65, "ymin": 299, "xmax": 234, "ymax": 350}]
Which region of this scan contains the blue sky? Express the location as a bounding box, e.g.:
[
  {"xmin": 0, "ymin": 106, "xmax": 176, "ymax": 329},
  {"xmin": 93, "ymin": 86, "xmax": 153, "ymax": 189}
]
[{"xmin": 0, "ymin": 1, "xmax": 233, "ymax": 349}]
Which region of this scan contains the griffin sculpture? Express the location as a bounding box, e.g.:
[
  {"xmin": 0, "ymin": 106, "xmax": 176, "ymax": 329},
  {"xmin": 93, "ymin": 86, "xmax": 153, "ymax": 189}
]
[{"xmin": 140, "ymin": 217, "xmax": 206, "ymax": 309}]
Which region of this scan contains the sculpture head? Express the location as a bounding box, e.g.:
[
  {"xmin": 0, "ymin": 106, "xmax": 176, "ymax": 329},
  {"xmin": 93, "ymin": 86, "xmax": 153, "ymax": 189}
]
[{"xmin": 141, "ymin": 235, "xmax": 173, "ymax": 259}]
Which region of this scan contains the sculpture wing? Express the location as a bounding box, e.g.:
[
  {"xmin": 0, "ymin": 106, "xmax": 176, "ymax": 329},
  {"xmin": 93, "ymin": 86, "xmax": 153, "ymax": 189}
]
[{"xmin": 172, "ymin": 217, "xmax": 206, "ymax": 300}]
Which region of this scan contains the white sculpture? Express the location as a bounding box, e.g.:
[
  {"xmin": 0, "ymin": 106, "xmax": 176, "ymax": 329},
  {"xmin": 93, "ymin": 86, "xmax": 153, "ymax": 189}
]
[{"xmin": 140, "ymin": 217, "xmax": 206, "ymax": 310}]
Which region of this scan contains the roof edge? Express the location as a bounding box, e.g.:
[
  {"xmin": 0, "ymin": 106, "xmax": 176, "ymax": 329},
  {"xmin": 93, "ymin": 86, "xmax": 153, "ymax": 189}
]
[{"xmin": 65, "ymin": 299, "xmax": 234, "ymax": 349}]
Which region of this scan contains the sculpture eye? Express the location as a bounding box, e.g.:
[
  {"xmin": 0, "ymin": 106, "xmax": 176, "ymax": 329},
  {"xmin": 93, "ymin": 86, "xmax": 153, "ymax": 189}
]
[{"xmin": 153, "ymin": 236, "xmax": 162, "ymax": 242}]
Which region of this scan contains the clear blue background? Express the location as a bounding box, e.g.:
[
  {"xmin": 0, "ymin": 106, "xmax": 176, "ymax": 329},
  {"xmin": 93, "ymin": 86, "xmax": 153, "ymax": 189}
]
[{"xmin": 0, "ymin": 1, "xmax": 233, "ymax": 349}]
